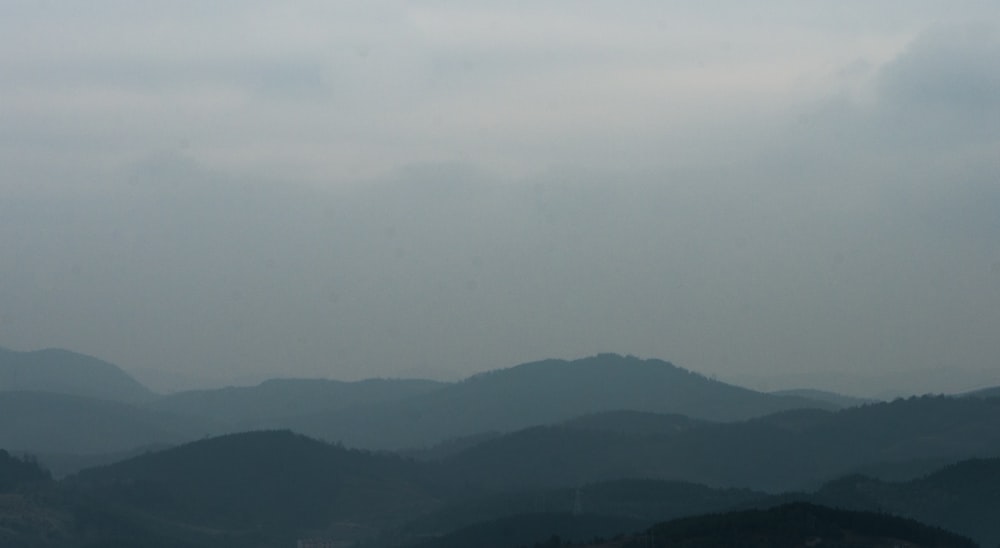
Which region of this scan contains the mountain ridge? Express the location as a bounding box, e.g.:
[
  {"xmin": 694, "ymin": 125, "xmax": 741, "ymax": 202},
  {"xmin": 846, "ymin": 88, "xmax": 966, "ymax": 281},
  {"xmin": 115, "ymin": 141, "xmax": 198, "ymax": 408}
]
[
  {"xmin": 287, "ymin": 353, "xmax": 837, "ymax": 450},
  {"xmin": 0, "ymin": 346, "xmax": 156, "ymax": 403}
]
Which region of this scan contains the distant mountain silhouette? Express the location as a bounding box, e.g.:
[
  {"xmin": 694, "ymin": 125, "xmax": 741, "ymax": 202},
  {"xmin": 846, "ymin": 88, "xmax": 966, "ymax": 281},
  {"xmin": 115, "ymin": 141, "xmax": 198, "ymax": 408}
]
[
  {"xmin": 562, "ymin": 410, "xmax": 710, "ymax": 436},
  {"xmin": 288, "ymin": 354, "xmax": 834, "ymax": 449},
  {"xmin": 960, "ymin": 385, "xmax": 1000, "ymax": 399},
  {"xmin": 438, "ymin": 395, "xmax": 1000, "ymax": 492},
  {"xmin": 770, "ymin": 388, "xmax": 875, "ymax": 408},
  {"xmin": 0, "ymin": 347, "xmax": 155, "ymax": 403},
  {"xmin": 146, "ymin": 377, "xmax": 445, "ymax": 429}
]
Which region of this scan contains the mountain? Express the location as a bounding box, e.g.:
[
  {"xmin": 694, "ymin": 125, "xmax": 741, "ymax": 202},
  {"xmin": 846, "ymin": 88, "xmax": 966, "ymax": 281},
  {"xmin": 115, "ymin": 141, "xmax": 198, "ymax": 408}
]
[
  {"xmin": 770, "ymin": 388, "xmax": 875, "ymax": 408},
  {"xmin": 3, "ymin": 428, "xmax": 997, "ymax": 548},
  {"xmin": 815, "ymin": 457, "xmax": 1000, "ymax": 547},
  {"xmin": 961, "ymin": 385, "xmax": 1000, "ymax": 399},
  {"xmin": 644, "ymin": 502, "xmax": 976, "ymax": 548},
  {"xmin": 401, "ymin": 478, "xmax": 765, "ymax": 543},
  {"xmin": 288, "ymin": 354, "xmax": 834, "ymax": 449},
  {"xmin": 67, "ymin": 430, "xmax": 451, "ymax": 546},
  {"xmin": 146, "ymin": 377, "xmax": 446, "ymax": 429},
  {"xmin": 562, "ymin": 410, "xmax": 710, "ymax": 435},
  {"xmin": 407, "ymin": 412, "xmax": 706, "ymax": 462},
  {"xmin": 438, "ymin": 396, "xmax": 1000, "ymax": 492},
  {"xmin": 0, "ymin": 347, "xmax": 155, "ymax": 403},
  {"xmin": 0, "ymin": 391, "xmax": 197, "ymax": 455}
]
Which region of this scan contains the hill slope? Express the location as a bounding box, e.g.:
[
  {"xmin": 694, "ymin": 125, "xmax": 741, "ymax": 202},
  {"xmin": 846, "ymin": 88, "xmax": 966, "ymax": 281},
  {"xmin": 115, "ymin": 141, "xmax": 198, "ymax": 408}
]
[
  {"xmin": 68, "ymin": 430, "xmax": 450, "ymax": 536},
  {"xmin": 440, "ymin": 396, "xmax": 1000, "ymax": 492},
  {"xmin": 646, "ymin": 502, "xmax": 976, "ymax": 548},
  {"xmin": 0, "ymin": 391, "xmax": 197, "ymax": 455},
  {"xmin": 816, "ymin": 457, "xmax": 1000, "ymax": 547},
  {"xmin": 0, "ymin": 347, "xmax": 155, "ymax": 403},
  {"xmin": 290, "ymin": 354, "xmax": 833, "ymax": 449}
]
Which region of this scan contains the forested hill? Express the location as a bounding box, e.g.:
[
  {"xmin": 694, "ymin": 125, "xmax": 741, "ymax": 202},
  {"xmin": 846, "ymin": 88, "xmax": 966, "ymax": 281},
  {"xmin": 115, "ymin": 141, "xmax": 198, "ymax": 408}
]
[
  {"xmin": 437, "ymin": 395, "xmax": 1000, "ymax": 492},
  {"xmin": 67, "ymin": 430, "xmax": 452, "ymax": 535},
  {"xmin": 0, "ymin": 449, "xmax": 50, "ymax": 491},
  {"xmin": 644, "ymin": 502, "xmax": 977, "ymax": 548},
  {"xmin": 289, "ymin": 354, "xmax": 835, "ymax": 449},
  {"xmin": 815, "ymin": 457, "xmax": 1000, "ymax": 547}
]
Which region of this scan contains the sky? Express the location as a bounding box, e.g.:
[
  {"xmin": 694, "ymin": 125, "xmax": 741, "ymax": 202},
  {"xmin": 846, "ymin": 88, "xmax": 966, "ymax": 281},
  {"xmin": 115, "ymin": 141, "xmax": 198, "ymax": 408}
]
[{"xmin": 1, "ymin": 2, "xmax": 999, "ymax": 395}]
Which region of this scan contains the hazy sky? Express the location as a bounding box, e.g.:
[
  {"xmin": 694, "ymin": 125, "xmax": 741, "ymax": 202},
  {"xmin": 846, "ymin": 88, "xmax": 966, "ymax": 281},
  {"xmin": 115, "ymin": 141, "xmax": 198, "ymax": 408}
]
[{"xmin": 2, "ymin": 2, "xmax": 998, "ymax": 394}]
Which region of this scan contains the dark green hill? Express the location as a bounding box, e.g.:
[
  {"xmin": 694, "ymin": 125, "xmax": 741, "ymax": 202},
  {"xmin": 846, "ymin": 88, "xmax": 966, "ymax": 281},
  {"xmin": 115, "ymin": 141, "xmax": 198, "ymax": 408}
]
[
  {"xmin": 0, "ymin": 449, "xmax": 50, "ymax": 491},
  {"xmin": 400, "ymin": 479, "xmax": 765, "ymax": 542},
  {"xmin": 0, "ymin": 391, "xmax": 198, "ymax": 455},
  {"xmin": 146, "ymin": 377, "xmax": 446, "ymax": 428},
  {"xmin": 442, "ymin": 396, "xmax": 1000, "ymax": 492},
  {"xmin": 645, "ymin": 502, "xmax": 976, "ymax": 548},
  {"xmin": 0, "ymin": 347, "xmax": 155, "ymax": 403},
  {"xmin": 289, "ymin": 354, "xmax": 833, "ymax": 450},
  {"xmin": 412, "ymin": 513, "xmax": 648, "ymax": 548},
  {"xmin": 816, "ymin": 457, "xmax": 1000, "ymax": 547},
  {"xmin": 68, "ymin": 430, "xmax": 449, "ymax": 536}
]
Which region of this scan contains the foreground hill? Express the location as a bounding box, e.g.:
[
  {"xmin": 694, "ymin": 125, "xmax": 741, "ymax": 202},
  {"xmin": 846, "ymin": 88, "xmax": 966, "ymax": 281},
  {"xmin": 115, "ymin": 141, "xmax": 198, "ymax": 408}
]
[
  {"xmin": 440, "ymin": 395, "xmax": 1000, "ymax": 492},
  {"xmin": 400, "ymin": 478, "xmax": 764, "ymax": 543},
  {"xmin": 0, "ymin": 347, "xmax": 155, "ymax": 403},
  {"xmin": 815, "ymin": 457, "xmax": 1000, "ymax": 547},
  {"xmin": 288, "ymin": 354, "xmax": 833, "ymax": 449},
  {"xmin": 0, "ymin": 449, "xmax": 50, "ymax": 491},
  {"xmin": 413, "ymin": 498, "xmax": 980, "ymax": 548},
  {"xmin": 67, "ymin": 430, "xmax": 452, "ymax": 546},
  {"xmin": 413, "ymin": 513, "xmax": 648, "ymax": 548},
  {"xmin": 4, "ymin": 427, "xmax": 998, "ymax": 548},
  {"xmin": 644, "ymin": 502, "xmax": 976, "ymax": 548}
]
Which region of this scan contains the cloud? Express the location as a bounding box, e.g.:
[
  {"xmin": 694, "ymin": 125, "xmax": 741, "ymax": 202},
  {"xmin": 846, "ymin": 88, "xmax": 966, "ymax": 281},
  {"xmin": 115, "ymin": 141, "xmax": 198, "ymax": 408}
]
[
  {"xmin": 878, "ymin": 23, "xmax": 1000, "ymax": 111},
  {"xmin": 2, "ymin": 5, "xmax": 1000, "ymax": 391}
]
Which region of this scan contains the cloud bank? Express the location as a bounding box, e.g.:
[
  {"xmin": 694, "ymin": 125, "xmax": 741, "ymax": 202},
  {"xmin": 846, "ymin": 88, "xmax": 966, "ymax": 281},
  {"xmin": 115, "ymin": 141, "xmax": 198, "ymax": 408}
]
[{"xmin": 1, "ymin": 3, "xmax": 998, "ymax": 394}]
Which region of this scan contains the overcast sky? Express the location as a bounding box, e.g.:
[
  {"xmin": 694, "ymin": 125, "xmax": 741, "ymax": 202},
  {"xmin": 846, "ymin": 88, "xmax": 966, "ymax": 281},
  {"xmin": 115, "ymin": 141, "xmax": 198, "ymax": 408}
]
[{"xmin": 1, "ymin": 2, "xmax": 998, "ymax": 395}]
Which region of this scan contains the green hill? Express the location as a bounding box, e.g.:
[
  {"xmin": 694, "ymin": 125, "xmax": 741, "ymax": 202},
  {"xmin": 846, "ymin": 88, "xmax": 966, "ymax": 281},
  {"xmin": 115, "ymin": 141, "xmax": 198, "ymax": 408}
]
[
  {"xmin": 412, "ymin": 513, "xmax": 647, "ymax": 548},
  {"xmin": 645, "ymin": 502, "xmax": 976, "ymax": 548},
  {"xmin": 68, "ymin": 430, "xmax": 450, "ymax": 538},
  {"xmin": 400, "ymin": 479, "xmax": 764, "ymax": 542},
  {"xmin": 816, "ymin": 457, "xmax": 1000, "ymax": 547}
]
